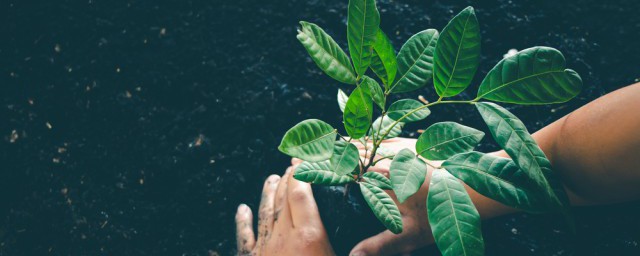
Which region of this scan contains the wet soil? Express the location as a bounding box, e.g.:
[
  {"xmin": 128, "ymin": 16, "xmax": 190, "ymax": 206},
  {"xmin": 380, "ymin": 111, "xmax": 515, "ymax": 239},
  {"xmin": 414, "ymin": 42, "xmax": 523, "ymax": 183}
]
[{"xmin": 1, "ymin": 0, "xmax": 639, "ymax": 255}]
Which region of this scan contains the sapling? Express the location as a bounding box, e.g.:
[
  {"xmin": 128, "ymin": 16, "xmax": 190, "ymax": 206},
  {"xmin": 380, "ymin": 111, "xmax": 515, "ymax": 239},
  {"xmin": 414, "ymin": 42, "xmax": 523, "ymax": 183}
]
[{"xmin": 279, "ymin": 1, "xmax": 582, "ymax": 255}]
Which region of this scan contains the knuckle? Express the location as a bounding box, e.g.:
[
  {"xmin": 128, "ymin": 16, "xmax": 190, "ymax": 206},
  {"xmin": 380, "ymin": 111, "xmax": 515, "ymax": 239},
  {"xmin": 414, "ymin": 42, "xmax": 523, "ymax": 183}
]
[
  {"xmin": 297, "ymin": 227, "xmax": 322, "ymax": 245},
  {"xmin": 290, "ymin": 188, "xmax": 310, "ymax": 202}
]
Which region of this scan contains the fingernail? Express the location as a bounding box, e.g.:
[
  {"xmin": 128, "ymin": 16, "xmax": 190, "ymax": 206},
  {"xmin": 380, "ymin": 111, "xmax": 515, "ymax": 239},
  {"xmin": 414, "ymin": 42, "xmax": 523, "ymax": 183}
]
[{"xmin": 238, "ymin": 204, "xmax": 248, "ymax": 213}]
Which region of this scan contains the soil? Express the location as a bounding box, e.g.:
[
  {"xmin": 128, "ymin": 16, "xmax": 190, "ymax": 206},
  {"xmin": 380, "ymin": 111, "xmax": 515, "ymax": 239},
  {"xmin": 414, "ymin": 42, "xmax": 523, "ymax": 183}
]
[{"xmin": 1, "ymin": 0, "xmax": 639, "ymax": 255}]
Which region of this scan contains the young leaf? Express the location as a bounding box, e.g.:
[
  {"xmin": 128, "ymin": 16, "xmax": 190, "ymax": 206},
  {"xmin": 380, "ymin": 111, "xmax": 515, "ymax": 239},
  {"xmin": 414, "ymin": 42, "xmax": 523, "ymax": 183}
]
[
  {"xmin": 337, "ymin": 89, "xmax": 348, "ymax": 112},
  {"xmin": 344, "ymin": 84, "xmax": 373, "ymax": 139},
  {"xmin": 387, "ymin": 99, "xmax": 431, "ymax": 122},
  {"xmin": 347, "ymin": 0, "xmax": 380, "ymax": 76},
  {"xmin": 278, "ymin": 119, "xmax": 337, "ymax": 162},
  {"xmin": 476, "ymin": 46, "xmax": 582, "ymax": 104},
  {"xmin": 476, "ymin": 102, "xmax": 573, "ymax": 224},
  {"xmin": 428, "ymin": 170, "xmax": 484, "ymax": 256},
  {"xmin": 362, "ymin": 76, "xmax": 385, "ymax": 109},
  {"xmin": 294, "ymin": 161, "xmax": 355, "ymax": 185},
  {"xmin": 370, "ymin": 30, "xmax": 398, "ymax": 87},
  {"xmin": 297, "ymin": 21, "xmax": 357, "ymax": 84},
  {"xmin": 370, "ymin": 115, "xmax": 405, "ymax": 140},
  {"xmin": 416, "ymin": 122, "xmax": 484, "ymax": 160},
  {"xmin": 330, "ymin": 140, "xmax": 360, "ymax": 175},
  {"xmin": 360, "ymin": 182, "xmax": 403, "ymax": 234},
  {"xmin": 390, "ymin": 29, "xmax": 439, "ymax": 93},
  {"xmin": 433, "ymin": 6, "xmax": 481, "ymax": 98},
  {"xmin": 443, "ymin": 151, "xmax": 548, "ymax": 212},
  {"xmin": 390, "ymin": 149, "xmax": 427, "ymax": 203},
  {"xmin": 362, "ymin": 171, "xmax": 393, "ymax": 190}
]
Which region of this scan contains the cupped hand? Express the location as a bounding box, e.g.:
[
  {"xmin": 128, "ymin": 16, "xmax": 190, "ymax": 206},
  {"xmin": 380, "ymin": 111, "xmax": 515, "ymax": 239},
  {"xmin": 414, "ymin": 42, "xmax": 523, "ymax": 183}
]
[{"xmin": 235, "ymin": 167, "xmax": 335, "ymax": 256}]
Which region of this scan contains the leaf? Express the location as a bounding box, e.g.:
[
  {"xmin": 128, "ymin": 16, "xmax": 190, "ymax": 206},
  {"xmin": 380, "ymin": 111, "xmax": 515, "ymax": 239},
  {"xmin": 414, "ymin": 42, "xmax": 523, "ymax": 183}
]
[
  {"xmin": 476, "ymin": 46, "xmax": 582, "ymax": 104},
  {"xmin": 360, "ymin": 181, "xmax": 403, "ymax": 234},
  {"xmin": 370, "ymin": 115, "xmax": 405, "ymax": 140},
  {"xmin": 387, "ymin": 99, "xmax": 431, "ymax": 122},
  {"xmin": 297, "ymin": 21, "xmax": 357, "ymax": 84},
  {"xmin": 344, "ymin": 84, "xmax": 373, "ymax": 139},
  {"xmin": 370, "ymin": 30, "xmax": 398, "ymax": 87},
  {"xmin": 390, "ymin": 149, "xmax": 427, "ymax": 203},
  {"xmin": 347, "ymin": 0, "xmax": 380, "ymax": 76},
  {"xmin": 428, "ymin": 170, "xmax": 484, "ymax": 256},
  {"xmin": 433, "ymin": 6, "xmax": 481, "ymax": 98},
  {"xmin": 443, "ymin": 151, "xmax": 547, "ymax": 212},
  {"xmin": 278, "ymin": 119, "xmax": 337, "ymax": 162},
  {"xmin": 294, "ymin": 161, "xmax": 355, "ymax": 185},
  {"xmin": 376, "ymin": 146, "xmax": 395, "ymax": 158},
  {"xmin": 362, "ymin": 171, "xmax": 392, "ymax": 190},
  {"xmin": 390, "ymin": 29, "xmax": 439, "ymax": 93},
  {"xmin": 416, "ymin": 122, "xmax": 484, "ymax": 160},
  {"xmin": 337, "ymin": 89, "xmax": 348, "ymax": 112},
  {"xmin": 362, "ymin": 76, "xmax": 385, "ymax": 109},
  {"xmin": 476, "ymin": 102, "xmax": 573, "ymax": 224},
  {"xmin": 330, "ymin": 140, "xmax": 360, "ymax": 175}
]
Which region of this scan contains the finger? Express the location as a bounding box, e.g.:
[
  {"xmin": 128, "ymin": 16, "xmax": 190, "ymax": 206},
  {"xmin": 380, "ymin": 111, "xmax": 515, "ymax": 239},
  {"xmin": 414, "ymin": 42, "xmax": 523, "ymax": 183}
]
[
  {"xmin": 287, "ymin": 172, "xmax": 322, "ymax": 227},
  {"xmin": 257, "ymin": 175, "xmax": 280, "ymax": 242},
  {"xmin": 274, "ymin": 167, "xmax": 293, "ymax": 229},
  {"xmin": 235, "ymin": 204, "xmax": 256, "ymax": 254},
  {"xmin": 291, "ymin": 158, "xmax": 303, "ymax": 166},
  {"xmin": 350, "ymin": 225, "xmax": 431, "ymax": 256}
]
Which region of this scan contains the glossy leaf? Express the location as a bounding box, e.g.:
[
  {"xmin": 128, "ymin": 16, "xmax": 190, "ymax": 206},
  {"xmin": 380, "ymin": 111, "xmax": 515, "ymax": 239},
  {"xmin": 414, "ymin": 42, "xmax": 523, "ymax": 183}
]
[
  {"xmin": 443, "ymin": 151, "xmax": 547, "ymax": 212},
  {"xmin": 278, "ymin": 119, "xmax": 337, "ymax": 162},
  {"xmin": 337, "ymin": 89, "xmax": 348, "ymax": 112},
  {"xmin": 476, "ymin": 102, "xmax": 572, "ymax": 221},
  {"xmin": 330, "ymin": 140, "xmax": 360, "ymax": 175},
  {"xmin": 428, "ymin": 170, "xmax": 484, "ymax": 256},
  {"xmin": 362, "ymin": 76, "xmax": 385, "ymax": 109},
  {"xmin": 390, "ymin": 149, "xmax": 427, "ymax": 203},
  {"xmin": 433, "ymin": 7, "xmax": 481, "ymax": 97},
  {"xmin": 370, "ymin": 30, "xmax": 398, "ymax": 86},
  {"xmin": 416, "ymin": 122, "xmax": 484, "ymax": 160},
  {"xmin": 370, "ymin": 115, "xmax": 404, "ymax": 140},
  {"xmin": 390, "ymin": 29, "xmax": 439, "ymax": 93},
  {"xmin": 387, "ymin": 99, "xmax": 431, "ymax": 122},
  {"xmin": 294, "ymin": 161, "xmax": 355, "ymax": 185},
  {"xmin": 360, "ymin": 181, "xmax": 403, "ymax": 234},
  {"xmin": 297, "ymin": 21, "xmax": 357, "ymax": 84},
  {"xmin": 362, "ymin": 171, "xmax": 393, "ymax": 190},
  {"xmin": 344, "ymin": 84, "xmax": 373, "ymax": 139},
  {"xmin": 347, "ymin": 0, "xmax": 380, "ymax": 76},
  {"xmin": 476, "ymin": 46, "xmax": 582, "ymax": 104}
]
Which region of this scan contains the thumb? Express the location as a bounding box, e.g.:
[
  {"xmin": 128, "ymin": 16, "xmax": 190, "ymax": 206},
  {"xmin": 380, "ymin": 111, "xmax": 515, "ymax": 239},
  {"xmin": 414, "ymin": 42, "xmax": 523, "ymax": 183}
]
[{"xmin": 349, "ymin": 230, "xmax": 412, "ymax": 256}]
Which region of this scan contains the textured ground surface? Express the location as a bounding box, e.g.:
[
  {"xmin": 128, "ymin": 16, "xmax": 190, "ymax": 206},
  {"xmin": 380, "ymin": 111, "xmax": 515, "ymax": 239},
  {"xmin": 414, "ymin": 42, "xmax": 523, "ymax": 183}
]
[{"xmin": 1, "ymin": 0, "xmax": 639, "ymax": 255}]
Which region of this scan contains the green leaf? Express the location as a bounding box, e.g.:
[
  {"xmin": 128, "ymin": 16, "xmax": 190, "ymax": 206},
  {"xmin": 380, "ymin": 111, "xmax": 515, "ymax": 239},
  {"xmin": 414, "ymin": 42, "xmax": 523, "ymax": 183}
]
[
  {"xmin": 476, "ymin": 46, "xmax": 582, "ymax": 104},
  {"xmin": 390, "ymin": 29, "xmax": 439, "ymax": 93},
  {"xmin": 360, "ymin": 181, "xmax": 403, "ymax": 234},
  {"xmin": 428, "ymin": 170, "xmax": 484, "ymax": 256},
  {"xmin": 443, "ymin": 151, "xmax": 547, "ymax": 212},
  {"xmin": 344, "ymin": 84, "xmax": 373, "ymax": 139},
  {"xmin": 294, "ymin": 161, "xmax": 355, "ymax": 185},
  {"xmin": 387, "ymin": 99, "xmax": 431, "ymax": 122},
  {"xmin": 347, "ymin": 0, "xmax": 380, "ymax": 76},
  {"xmin": 390, "ymin": 149, "xmax": 427, "ymax": 203},
  {"xmin": 416, "ymin": 122, "xmax": 484, "ymax": 160},
  {"xmin": 370, "ymin": 30, "xmax": 398, "ymax": 87},
  {"xmin": 278, "ymin": 119, "xmax": 337, "ymax": 162},
  {"xmin": 376, "ymin": 146, "xmax": 395, "ymax": 158},
  {"xmin": 337, "ymin": 89, "xmax": 348, "ymax": 112},
  {"xmin": 297, "ymin": 21, "xmax": 357, "ymax": 84},
  {"xmin": 476, "ymin": 102, "xmax": 573, "ymax": 223},
  {"xmin": 370, "ymin": 115, "xmax": 404, "ymax": 140},
  {"xmin": 362, "ymin": 171, "xmax": 393, "ymax": 190},
  {"xmin": 330, "ymin": 140, "xmax": 360, "ymax": 175},
  {"xmin": 433, "ymin": 6, "xmax": 481, "ymax": 98},
  {"xmin": 362, "ymin": 76, "xmax": 385, "ymax": 109}
]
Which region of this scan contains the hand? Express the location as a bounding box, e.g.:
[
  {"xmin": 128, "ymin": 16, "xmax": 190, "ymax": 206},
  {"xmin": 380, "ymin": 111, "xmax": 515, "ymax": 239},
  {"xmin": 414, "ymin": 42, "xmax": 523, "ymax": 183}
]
[
  {"xmin": 350, "ymin": 137, "xmax": 438, "ymax": 255},
  {"xmin": 235, "ymin": 167, "xmax": 335, "ymax": 256}
]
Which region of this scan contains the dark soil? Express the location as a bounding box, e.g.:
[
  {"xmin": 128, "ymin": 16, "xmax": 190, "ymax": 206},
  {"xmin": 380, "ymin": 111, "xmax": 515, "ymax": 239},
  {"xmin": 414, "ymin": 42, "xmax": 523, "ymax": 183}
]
[{"xmin": 1, "ymin": 0, "xmax": 639, "ymax": 255}]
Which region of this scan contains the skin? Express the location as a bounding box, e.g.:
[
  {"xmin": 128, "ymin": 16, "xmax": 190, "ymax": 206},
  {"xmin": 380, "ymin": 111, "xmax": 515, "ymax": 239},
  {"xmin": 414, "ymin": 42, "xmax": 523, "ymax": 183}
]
[{"xmin": 237, "ymin": 82, "xmax": 640, "ymax": 255}]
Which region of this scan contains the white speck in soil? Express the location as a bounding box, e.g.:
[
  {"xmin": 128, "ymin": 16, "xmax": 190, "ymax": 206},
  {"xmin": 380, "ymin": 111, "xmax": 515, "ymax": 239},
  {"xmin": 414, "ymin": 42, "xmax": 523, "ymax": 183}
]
[
  {"xmin": 54, "ymin": 44, "xmax": 61, "ymax": 53},
  {"xmin": 511, "ymin": 228, "xmax": 518, "ymax": 234}
]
